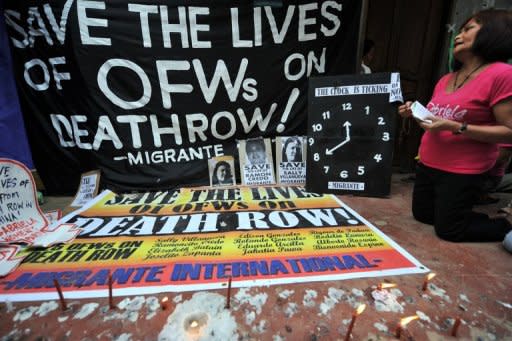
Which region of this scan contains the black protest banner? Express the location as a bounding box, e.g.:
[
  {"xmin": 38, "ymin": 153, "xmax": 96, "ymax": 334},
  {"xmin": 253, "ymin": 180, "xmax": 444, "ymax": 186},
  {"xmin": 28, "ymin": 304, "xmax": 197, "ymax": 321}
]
[{"xmin": 3, "ymin": 1, "xmax": 361, "ymax": 193}]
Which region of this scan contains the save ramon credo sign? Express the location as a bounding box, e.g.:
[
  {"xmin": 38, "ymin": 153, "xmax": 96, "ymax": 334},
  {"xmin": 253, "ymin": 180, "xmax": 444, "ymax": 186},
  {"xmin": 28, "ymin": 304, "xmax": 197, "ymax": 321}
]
[{"xmin": 3, "ymin": 0, "xmax": 361, "ymax": 194}]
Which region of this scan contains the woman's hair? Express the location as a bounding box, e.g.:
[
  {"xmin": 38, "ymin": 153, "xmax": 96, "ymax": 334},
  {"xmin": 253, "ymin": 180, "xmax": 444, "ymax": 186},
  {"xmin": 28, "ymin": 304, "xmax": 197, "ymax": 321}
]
[
  {"xmin": 282, "ymin": 137, "xmax": 302, "ymax": 162},
  {"xmin": 212, "ymin": 161, "xmax": 232, "ymax": 183},
  {"xmin": 454, "ymin": 9, "xmax": 512, "ymax": 69}
]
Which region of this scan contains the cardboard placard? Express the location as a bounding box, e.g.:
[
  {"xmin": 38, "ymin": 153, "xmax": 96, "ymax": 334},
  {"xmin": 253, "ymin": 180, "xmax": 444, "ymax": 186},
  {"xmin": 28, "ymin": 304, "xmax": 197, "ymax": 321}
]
[
  {"xmin": 0, "ymin": 159, "xmax": 48, "ymax": 244},
  {"xmin": 276, "ymin": 136, "xmax": 306, "ymax": 185},
  {"xmin": 70, "ymin": 170, "xmax": 101, "ymax": 207},
  {"xmin": 307, "ymin": 73, "xmax": 401, "ymax": 197},
  {"xmin": 238, "ymin": 138, "xmax": 275, "ymax": 186}
]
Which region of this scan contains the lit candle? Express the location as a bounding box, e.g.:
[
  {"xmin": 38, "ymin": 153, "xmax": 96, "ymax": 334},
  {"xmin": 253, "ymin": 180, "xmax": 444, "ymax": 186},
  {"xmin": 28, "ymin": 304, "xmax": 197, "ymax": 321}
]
[
  {"xmin": 225, "ymin": 276, "xmax": 232, "ymax": 309},
  {"xmin": 377, "ymin": 282, "xmax": 397, "ymax": 291},
  {"xmin": 344, "ymin": 304, "xmax": 366, "ymax": 341},
  {"xmin": 161, "ymin": 296, "xmax": 170, "ymax": 310},
  {"xmin": 422, "ymin": 273, "xmax": 436, "ymax": 291},
  {"xmin": 108, "ymin": 271, "xmax": 115, "ymax": 309},
  {"xmin": 450, "ymin": 317, "xmax": 461, "ymax": 337},
  {"xmin": 186, "ymin": 319, "xmax": 201, "ymax": 336},
  {"xmin": 395, "ymin": 315, "xmax": 419, "ymax": 339},
  {"xmin": 53, "ymin": 278, "xmax": 67, "ymax": 311}
]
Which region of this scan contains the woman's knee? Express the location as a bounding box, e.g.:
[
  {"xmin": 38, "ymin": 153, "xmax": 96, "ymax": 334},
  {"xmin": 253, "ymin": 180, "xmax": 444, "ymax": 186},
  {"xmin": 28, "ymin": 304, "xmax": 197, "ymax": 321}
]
[
  {"xmin": 434, "ymin": 230, "xmax": 463, "ymax": 242},
  {"xmin": 433, "ymin": 221, "xmax": 464, "ymax": 242},
  {"xmin": 412, "ymin": 208, "xmax": 434, "ymax": 225}
]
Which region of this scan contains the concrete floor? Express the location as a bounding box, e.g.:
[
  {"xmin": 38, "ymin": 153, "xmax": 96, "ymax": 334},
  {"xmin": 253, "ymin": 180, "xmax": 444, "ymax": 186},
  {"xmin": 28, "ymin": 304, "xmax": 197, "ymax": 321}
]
[{"xmin": 1, "ymin": 175, "xmax": 511, "ymax": 341}]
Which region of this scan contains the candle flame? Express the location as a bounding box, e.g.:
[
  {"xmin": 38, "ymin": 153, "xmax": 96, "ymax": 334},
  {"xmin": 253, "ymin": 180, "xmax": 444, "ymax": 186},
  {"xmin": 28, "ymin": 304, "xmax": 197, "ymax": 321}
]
[
  {"xmin": 379, "ymin": 283, "xmax": 397, "ymax": 289},
  {"xmin": 185, "ymin": 313, "xmax": 208, "ymax": 336},
  {"xmin": 426, "ymin": 273, "xmax": 436, "ymax": 281},
  {"xmin": 400, "ymin": 315, "xmax": 419, "ymax": 327},
  {"xmin": 355, "ymin": 304, "xmax": 366, "ymax": 315}
]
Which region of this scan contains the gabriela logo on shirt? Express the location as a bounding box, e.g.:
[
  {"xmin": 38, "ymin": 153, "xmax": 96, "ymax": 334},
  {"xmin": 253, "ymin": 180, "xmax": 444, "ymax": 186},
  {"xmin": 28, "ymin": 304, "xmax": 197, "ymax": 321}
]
[{"xmin": 427, "ymin": 103, "xmax": 467, "ymax": 120}]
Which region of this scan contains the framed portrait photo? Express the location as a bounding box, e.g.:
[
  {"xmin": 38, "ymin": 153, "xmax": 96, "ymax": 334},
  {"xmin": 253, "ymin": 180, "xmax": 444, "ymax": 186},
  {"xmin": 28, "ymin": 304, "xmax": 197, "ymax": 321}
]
[
  {"xmin": 238, "ymin": 138, "xmax": 275, "ymax": 186},
  {"xmin": 208, "ymin": 156, "xmax": 236, "ymax": 187},
  {"xmin": 276, "ymin": 136, "xmax": 306, "ymax": 185}
]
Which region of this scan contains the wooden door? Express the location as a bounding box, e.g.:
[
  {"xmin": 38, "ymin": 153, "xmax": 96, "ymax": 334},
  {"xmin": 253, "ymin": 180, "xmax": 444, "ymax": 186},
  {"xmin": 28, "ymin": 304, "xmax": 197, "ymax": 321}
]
[{"xmin": 364, "ymin": 0, "xmax": 452, "ymax": 171}]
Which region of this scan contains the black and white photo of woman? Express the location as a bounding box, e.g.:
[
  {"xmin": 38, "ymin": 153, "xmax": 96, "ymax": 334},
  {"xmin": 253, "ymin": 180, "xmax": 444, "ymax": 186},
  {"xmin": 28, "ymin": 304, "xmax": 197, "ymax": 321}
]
[
  {"xmin": 281, "ymin": 137, "xmax": 303, "ymax": 162},
  {"xmin": 211, "ymin": 161, "xmax": 234, "ymax": 186}
]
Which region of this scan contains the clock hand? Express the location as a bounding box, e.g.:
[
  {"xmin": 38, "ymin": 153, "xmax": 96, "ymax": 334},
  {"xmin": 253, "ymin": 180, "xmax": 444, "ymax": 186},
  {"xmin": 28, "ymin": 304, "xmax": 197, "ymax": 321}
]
[{"xmin": 325, "ymin": 121, "xmax": 352, "ymax": 155}]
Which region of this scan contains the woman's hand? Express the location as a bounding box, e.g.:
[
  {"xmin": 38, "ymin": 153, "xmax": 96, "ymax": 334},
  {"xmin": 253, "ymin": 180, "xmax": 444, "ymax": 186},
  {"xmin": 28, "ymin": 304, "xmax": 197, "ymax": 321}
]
[
  {"xmin": 398, "ymin": 101, "xmax": 412, "ymax": 118},
  {"xmin": 398, "ymin": 101, "xmax": 463, "ymax": 133},
  {"xmin": 418, "ymin": 116, "xmax": 460, "ymax": 132}
]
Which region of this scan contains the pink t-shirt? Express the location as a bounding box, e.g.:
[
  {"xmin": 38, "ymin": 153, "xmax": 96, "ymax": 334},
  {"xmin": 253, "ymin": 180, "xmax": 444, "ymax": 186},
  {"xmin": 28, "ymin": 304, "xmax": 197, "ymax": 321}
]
[{"xmin": 419, "ymin": 62, "xmax": 512, "ymax": 174}]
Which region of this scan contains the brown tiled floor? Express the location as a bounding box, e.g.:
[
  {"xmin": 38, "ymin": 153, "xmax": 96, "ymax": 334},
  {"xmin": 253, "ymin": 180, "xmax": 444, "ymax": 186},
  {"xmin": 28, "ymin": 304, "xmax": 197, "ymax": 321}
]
[{"xmin": 1, "ymin": 175, "xmax": 511, "ymax": 341}]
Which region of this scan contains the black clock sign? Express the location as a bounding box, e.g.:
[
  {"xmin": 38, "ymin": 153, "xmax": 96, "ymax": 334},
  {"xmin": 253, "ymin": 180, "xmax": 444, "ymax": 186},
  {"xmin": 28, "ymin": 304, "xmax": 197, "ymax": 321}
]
[{"xmin": 306, "ymin": 73, "xmax": 402, "ymax": 197}]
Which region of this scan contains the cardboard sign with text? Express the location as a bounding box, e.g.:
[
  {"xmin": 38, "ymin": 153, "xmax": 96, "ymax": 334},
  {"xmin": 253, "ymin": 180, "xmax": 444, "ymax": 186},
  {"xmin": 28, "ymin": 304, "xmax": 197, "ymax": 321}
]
[
  {"xmin": 70, "ymin": 170, "xmax": 101, "ymax": 207},
  {"xmin": 0, "ymin": 159, "xmax": 48, "ymax": 244},
  {"xmin": 0, "ymin": 159, "xmax": 81, "ymax": 252}
]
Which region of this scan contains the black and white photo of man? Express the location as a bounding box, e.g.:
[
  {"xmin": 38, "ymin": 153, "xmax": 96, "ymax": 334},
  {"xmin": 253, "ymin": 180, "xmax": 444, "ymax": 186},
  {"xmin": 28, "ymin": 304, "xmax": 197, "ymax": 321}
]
[
  {"xmin": 238, "ymin": 138, "xmax": 275, "ymax": 185},
  {"xmin": 245, "ymin": 138, "xmax": 268, "ymax": 165}
]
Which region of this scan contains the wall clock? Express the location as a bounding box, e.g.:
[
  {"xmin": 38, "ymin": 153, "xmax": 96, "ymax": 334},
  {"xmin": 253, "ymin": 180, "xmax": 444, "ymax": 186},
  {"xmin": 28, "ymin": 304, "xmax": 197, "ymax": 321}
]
[{"xmin": 306, "ymin": 73, "xmax": 402, "ymax": 197}]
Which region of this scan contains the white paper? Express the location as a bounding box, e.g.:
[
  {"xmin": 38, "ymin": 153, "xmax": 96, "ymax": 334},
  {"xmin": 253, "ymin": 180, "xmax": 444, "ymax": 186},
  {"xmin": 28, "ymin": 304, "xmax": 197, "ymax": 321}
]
[
  {"xmin": 44, "ymin": 209, "xmax": 62, "ymax": 227},
  {"xmin": 32, "ymin": 224, "xmax": 81, "ymax": 247},
  {"xmin": 0, "ymin": 245, "xmax": 26, "ymax": 277},
  {"xmin": 314, "ymin": 73, "xmax": 403, "ymax": 103},
  {"xmin": 70, "ymin": 173, "xmax": 99, "ymax": 207},
  {"xmin": 411, "ymin": 101, "xmax": 433, "ymax": 123},
  {"xmin": 389, "ymin": 73, "xmax": 403, "ymax": 103}
]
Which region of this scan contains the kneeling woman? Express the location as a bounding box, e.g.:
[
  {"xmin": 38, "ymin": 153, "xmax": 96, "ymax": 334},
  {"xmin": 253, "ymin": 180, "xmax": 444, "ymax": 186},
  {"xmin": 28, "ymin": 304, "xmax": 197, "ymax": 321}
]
[{"xmin": 398, "ymin": 9, "xmax": 512, "ymax": 243}]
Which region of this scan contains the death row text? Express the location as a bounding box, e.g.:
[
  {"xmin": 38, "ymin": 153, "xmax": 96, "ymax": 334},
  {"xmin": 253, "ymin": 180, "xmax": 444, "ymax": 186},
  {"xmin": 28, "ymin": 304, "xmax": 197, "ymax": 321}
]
[
  {"xmin": 48, "ymin": 84, "xmax": 303, "ymax": 151},
  {"xmin": 70, "ymin": 208, "xmax": 362, "ymax": 237}
]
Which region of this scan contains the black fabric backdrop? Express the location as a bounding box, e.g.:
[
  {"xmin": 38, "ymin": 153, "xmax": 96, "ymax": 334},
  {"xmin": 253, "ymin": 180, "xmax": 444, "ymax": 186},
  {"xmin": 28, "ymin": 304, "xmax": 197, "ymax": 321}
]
[{"xmin": 3, "ymin": 0, "xmax": 361, "ymax": 194}]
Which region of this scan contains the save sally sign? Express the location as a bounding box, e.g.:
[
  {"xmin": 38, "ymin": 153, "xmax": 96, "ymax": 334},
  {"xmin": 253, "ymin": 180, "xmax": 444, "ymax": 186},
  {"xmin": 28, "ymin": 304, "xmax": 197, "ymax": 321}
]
[
  {"xmin": 3, "ymin": 1, "xmax": 362, "ymax": 193},
  {"xmin": 0, "ymin": 186, "xmax": 428, "ymax": 302}
]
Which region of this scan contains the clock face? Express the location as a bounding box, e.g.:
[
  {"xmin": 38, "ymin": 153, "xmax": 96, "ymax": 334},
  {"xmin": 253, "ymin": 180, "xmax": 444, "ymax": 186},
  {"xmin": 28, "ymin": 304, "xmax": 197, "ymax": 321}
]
[{"xmin": 306, "ymin": 73, "xmax": 398, "ymax": 197}]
